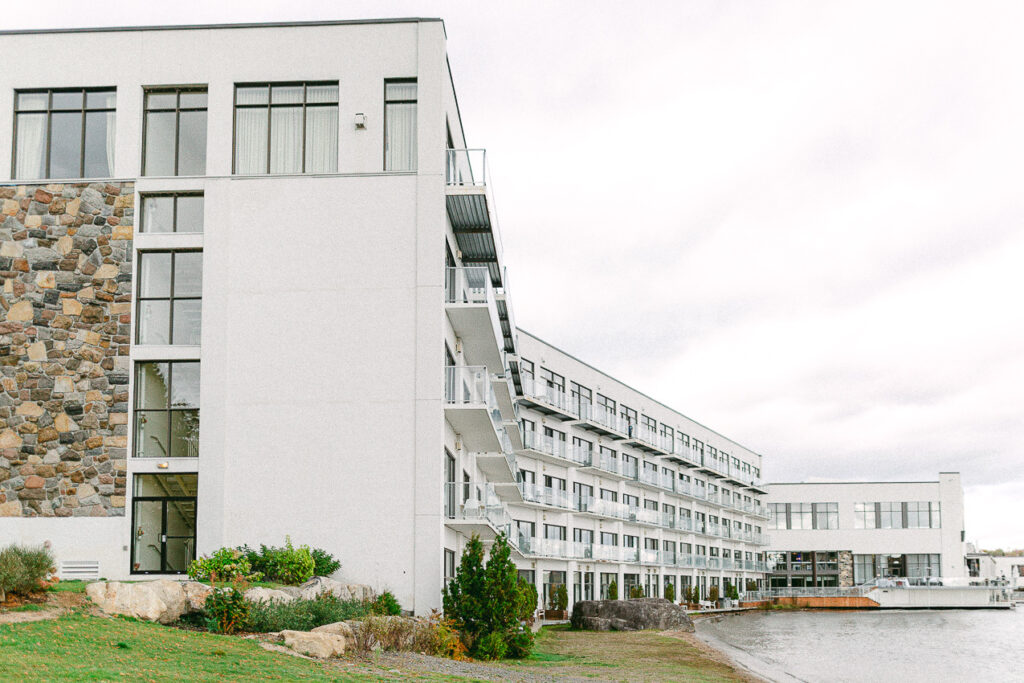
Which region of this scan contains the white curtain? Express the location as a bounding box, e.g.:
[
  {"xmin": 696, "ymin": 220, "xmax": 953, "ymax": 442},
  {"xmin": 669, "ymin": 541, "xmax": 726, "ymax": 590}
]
[
  {"xmin": 386, "ymin": 102, "xmax": 417, "ymax": 171},
  {"xmin": 305, "ymin": 107, "xmax": 338, "ymax": 173},
  {"xmin": 15, "ymin": 113, "xmax": 46, "ymax": 179},
  {"xmin": 235, "ymin": 109, "xmax": 268, "ymax": 174},
  {"xmin": 105, "ymin": 110, "xmax": 116, "ymax": 176},
  {"xmin": 269, "ymin": 107, "xmax": 302, "ymax": 174}
]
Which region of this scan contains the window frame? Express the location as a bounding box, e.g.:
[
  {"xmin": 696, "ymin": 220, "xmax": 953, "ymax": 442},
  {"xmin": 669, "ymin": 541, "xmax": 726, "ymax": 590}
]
[
  {"xmin": 140, "ymin": 192, "xmax": 205, "ymax": 234},
  {"xmin": 13, "ymin": 87, "xmax": 116, "ymax": 179},
  {"xmin": 383, "ymin": 78, "xmax": 418, "ymax": 171},
  {"xmin": 133, "ymin": 360, "xmax": 201, "ymax": 459},
  {"xmin": 141, "ymin": 86, "xmax": 208, "ymax": 176},
  {"xmin": 135, "ymin": 250, "xmax": 203, "ymax": 346},
  {"xmin": 232, "ymin": 81, "xmax": 339, "ymax": 175}
]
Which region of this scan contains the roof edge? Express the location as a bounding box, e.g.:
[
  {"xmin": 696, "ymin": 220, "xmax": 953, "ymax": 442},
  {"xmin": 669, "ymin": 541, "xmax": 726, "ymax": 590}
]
[{"xmin": 0, "ymin": 17, "xmax": 442, "ymax": 37}]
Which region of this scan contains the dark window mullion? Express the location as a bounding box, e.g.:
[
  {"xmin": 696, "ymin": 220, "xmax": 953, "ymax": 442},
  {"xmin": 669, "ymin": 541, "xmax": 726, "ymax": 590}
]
[
  {"xmin": 166, "ymin": 362, "xmax": 174, "ymax": 458},
  {"xmin": 301, "ymin": 84, "xmax": 307, "ymax": 173},
  {"xmin": 265, "ymin": 86, "xmax": 272, "ymax": 174},
  {"xmin": 45, "ymin": 91, "xmax": 53, "ymax": 178},
  {"xmin": 173, "ymin": 90, "xmax": 180, "ymax": 176},
  {"xmin": 79, "ymin": 88, "xmax": 87, "ymax": 178}
]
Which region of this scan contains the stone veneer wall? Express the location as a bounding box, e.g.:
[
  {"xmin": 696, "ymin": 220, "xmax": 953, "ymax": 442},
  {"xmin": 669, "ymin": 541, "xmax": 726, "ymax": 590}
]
[
  {"xmin": 839, "ymin": 550, "xmax": 854, "ymax": 587},
  {"xmin": 0, "ymin": 183, "xmax": 132, "ymax": 518}
]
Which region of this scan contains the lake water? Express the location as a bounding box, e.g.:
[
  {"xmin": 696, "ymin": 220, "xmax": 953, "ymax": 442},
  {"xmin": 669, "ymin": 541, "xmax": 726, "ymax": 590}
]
[{"xmin": 696, "ymin": 608, "xmax": 1024, "ymax": 682}]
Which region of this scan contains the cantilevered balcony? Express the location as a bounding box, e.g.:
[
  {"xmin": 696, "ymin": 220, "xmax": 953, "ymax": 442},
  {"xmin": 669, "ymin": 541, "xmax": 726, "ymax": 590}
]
[
  {"xmin": 572, "ymin": 402, "xmax": 627, "ymax": 438},
  {"xmin": 618, "ymin": 424, "xmax": 671, "ymax": 456},
  {"xmin": 445, "ymin": 366, "xmax": 504, "ymax": 453},
  {"xmin": 445, "ymin": 267, "xmax": 505, "ymax": 373},
  {"xmin": 444, "ymin": 482, "xmax": 511, "ymax": 540},
  {"xmin": 519, "ymin": 377, "xmax": 578, "ymax": 420},
  {"xmin": 520, "ymin": 482, "xmax": 572, "ymax": 510},
  {"xmin": 574, "ymin": 495, "xmax": 633, "ymax": 522},
  {"xmin": 517, "ymin": 430, "xmax": 574, "ymax": 467},
  {"xmin": 476, "ymin": 428, "xmax": 518, "ymax": 485}
]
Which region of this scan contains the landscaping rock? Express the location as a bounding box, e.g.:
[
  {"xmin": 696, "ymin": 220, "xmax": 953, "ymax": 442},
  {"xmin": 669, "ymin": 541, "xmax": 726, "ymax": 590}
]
[
  {"xmin": 570, "ymin": 598, "xmax": 695, "ymax": 632},
  {"xmin": 86, "ymin": 579, "xmax": 199, "ymax": 624},
  {"xmin": 182, "ymin": 582, "xmax": 214, "ymax": 611},
  {"xmin": 280, "ymin": 630, "xmax": 348, "ymax": 658},
  {"xmin": 311, "ymin": 620, "xmax": 355, "ymax": 647},
  {"xmin": 297, "ymin": 577, "xmax": 373, "ymax": 602},
  {"xmin": 244, "ymin": 587, "xmax": 295, "ymax": 604}
]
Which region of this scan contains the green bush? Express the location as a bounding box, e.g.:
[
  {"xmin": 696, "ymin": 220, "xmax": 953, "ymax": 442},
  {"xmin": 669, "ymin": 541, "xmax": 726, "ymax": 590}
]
[
  {"xmin": 664, "ymin": 582, "xmax": 675, "ymax": 603},
  {"xmin": 236, "ymin": 538, "xmax": 317, "ymax": 585},
  {"xmin": 515, "ymin": 579, "xmax": 538, "ymax": 622},
  {"xmin": 310, "ymin": 547, "xmax": 341, "ymax": 577},
  {"xmin": 552, "ymin": 583, "xmax": 568, "ymax": 611},
  {"xmin": 746, "ymin": 579, "xmax": 758, "ymax": 592},
  {"xmin": 505, "ymin": 627, "xmax": 534, "ymax": 659},
  {"xmin": 0, "ymin": 544, "xmax": 55, "ymax": 599},
  {"xmin": 370, "ymin": 590, "xmax": 402, "ymax": 616},
  {"xmin": 628, "ymin": 584, "xmax": 644, "ymax": 599},
  {"xmin": 245, "ymin": 593, "xmax": 371, "ymax": 633},
  {"xmin": 474, "ymin": 631, "xmax": 508, "ymax": 660},
  {"xmin": 410, "ymin": 610, "xmax": 468, "ymax": 660},
  {"xmin": 727, "ymin": 584, "xmax": 740, "ymax": 601},
  {"xmin": 709, "ymin": 585, "xmax": 720, "ymax": 603},
  {"xmin": 188, "ymin": 548, "xmax": 260, "ymax": 583},
  {"xmin": 204, "ymin": 587, "xmax": 250, "ymax": 634},
  {"xmin": 607, "ymin": 579, "xmax": 618, "ymax": 600}
]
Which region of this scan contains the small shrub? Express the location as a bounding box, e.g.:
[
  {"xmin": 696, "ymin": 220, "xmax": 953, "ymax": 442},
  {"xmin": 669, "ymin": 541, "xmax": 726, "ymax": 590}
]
[
  {"xmin": 474, "ymin": 631, "xmax": 508, "ymax": 660},
  {"xmin": 727, "ymin": 584, "xmax": 740, "ymax": 601},
  {"xmin": 411, "ymin": 610, "xmax": 468, "ymax": 660},
  {"xmin": 664, "ymin": 582, "xmax": 675, "ymax": 603},
  {"xmin": 188, "ymin": 548, "xmax": 260, "ymax": 583},
  {"xmin": 360, "ymin": 614, "xmax": 414, "ymax": 651},
  {"xmin": 505, "ymin": 627, "xmax": 534, "ymax": 659},
  {"xmin": 709, "ymin": 585, "xmax": 720, "ymax": 603},
  {"xmin": 237, "ymin": 538, "xmax": 317, "ymax": 585},
  {"xmin": 370, "ymin": 590, "xmax": 402, "ymax": 616},
  {"xmin": 310, "ymin": 547, "xmax": 341, "ymax": 577},
  {"xmin": 204, "ymin": 585, "xmax": 250, "ymax": 634},
  {"xmin": 628, "ymin": 584, "xmax": 644, "ymax": 599},
  {"xmin": 246, "ymin": 593, "xmax": 370, "ymax": 633},
  {"xmin": 515, "ymin": 579, "xmax": 537, "ymax": 622},
  {"xmin": 746, "ymin": 579, "xmax": 758, "ymax": 592},
  {"xmin": 554, "ymin": 583, "xmax": 568, "ymax": 611},
  {"xmin": 0, "ymin": 544, "xmax": 55, "ymax": 599}
]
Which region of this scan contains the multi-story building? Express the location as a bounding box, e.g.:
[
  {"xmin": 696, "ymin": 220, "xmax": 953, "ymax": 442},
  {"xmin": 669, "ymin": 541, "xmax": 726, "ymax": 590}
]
[
  {"xmin": 499, "ymin": 332, "xmax": 771, "ymax": 605},
  {"xmin": 764, "ymin": 474, "xmax": 966, "ymax": 587},
  {"xmin": 0, "ymin": 18, "xmax": 770, "ymax": 614}
]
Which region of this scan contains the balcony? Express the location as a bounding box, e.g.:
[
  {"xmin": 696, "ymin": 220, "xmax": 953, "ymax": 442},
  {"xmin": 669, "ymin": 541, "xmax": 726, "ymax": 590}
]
[
  {"xmin": 572, "ymin": 402, "xmax": 627, "ymax": 438},
  {"xmin": 633, "ymin": 507, "xmax": 661, "ymax": 527},
  {"xmin": 445, "ymin": 267, "xmax": 505, "ymax": 373},
  {"xmin": 593, "ymin": 545, "xmax": 639, "ymax": 563},
  {"xmin": 619, "ymin": 424, "xmax": 671, "ymax": 456},
  {"xmin": 582, "ymin": 450, "xmax": 631, "ymax": 480},
  {"xmin": 519, "ymin": 377, "xmax": 578, "ymax": 420},
  {"xmin": 640, "ymin": 548, "xmax": 661, "ymax": 565},
  {"xmin": 575, "ymin": 495, "xmax": 632, "ymax": 522},
  {"xmin": 444, "ymin": 482, "xmax": 511, "ymax": 539},
  {"xmin": 520, "ymin": 483, "xmax": 572, "ymax": 510},
  {"xmin": 445, "ymin": 366, "xmax": 504, "ymax": 453},
  {"xmin": 518, "ymin": 430, "xmax": 574, "ymax": 467}
]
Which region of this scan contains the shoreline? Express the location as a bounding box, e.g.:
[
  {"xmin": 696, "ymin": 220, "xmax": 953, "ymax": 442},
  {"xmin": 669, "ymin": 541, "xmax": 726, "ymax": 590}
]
[{"xmin": 692, "ymin": 615, "xmax": 794, "ymax": 683}]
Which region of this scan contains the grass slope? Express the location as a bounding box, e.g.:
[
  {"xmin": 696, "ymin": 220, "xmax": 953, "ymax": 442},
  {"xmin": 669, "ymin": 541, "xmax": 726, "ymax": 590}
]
[{"xmin": 0, "ymin": 613, "xmax": 362, "ymax": 682}]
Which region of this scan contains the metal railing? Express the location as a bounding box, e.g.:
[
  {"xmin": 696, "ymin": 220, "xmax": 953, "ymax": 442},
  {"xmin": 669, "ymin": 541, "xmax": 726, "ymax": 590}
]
[
  {"xmin": 577, "ymin": 402, "xmax": 626, "ymax": 435},
  {"xmin": 444, "ymin": 482, "xmax": 510, "ymax": 531},
  {"xmin": 521, "ymin": 429, "xmax": 569, "ymax": 461},
  {"xmin": 446, "ymin": 148, "xmax": 487, "ymax": 187},
  {"xmin": 521, "ymin": 377, "xmax": 577, "ymax": 416},
  {"xmin": 520, "ymin": 482, "xmax": 571, "ymax": 509},
  {"xmin": 444, "ymin": 266, "xmax": 493, "ymax": 304}
]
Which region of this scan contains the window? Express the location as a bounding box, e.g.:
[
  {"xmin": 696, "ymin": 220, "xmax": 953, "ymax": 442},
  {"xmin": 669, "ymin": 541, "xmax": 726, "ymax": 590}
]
[
  {"xmin": 854, "ymin": 502, "xmax": 876, "ymax": 529},
  {"xmin": 600, "ymin": 488, "xmax": 617, "ymax": 502},
  {"xmin": 520, "ymin": 359, "xmax": 534, "ymax": 381},
  {"xmin": 131, "ymin": 473, "xmax": 197, "ymax": 573},
  {"xmin": 539, "ymin": 368, "xmax": 565, "ymax": 391},
  {"xmin": 143, "ymin": 88, "xmax": 207, "ymax": 175},
  {"xmin": 879, "ymin": 502, "xmax": 903, "ymax": 529},
  {"xmin": 570, "ymin": 382, "xmax": 591, "ymax": 416},
  {"xmin": 14, "ymin": 88, "xmax": 115, "ymax": 179},
  {"xmin": 141, "ymin": 194, "xmax": 204, "ymax": 234},
  {"xmin": 445, "ymin": 452, "xmax": 456, "ymax": 518},
  {"xmin": 234, "ymin": 82, "xmax": 338, "ymax": 174},
  {"xmin": 136, "ymin": 251, "xmax": 203, "ymax": 345},
  {"xmin": 907, "ymin": 502, "xmax": 942, "ymax": 529},
  {"xmin": 384, "ymin": 80, "xmax": 417, "ymax": 171},
  {"xmin": 573, "ymin": 528, "xmax": 594, "ymax": 545},
  {"xmin": 600, "ymin": 532, "xmax": 618, "ymax": 546},
  {"xmin": 813, "ymin": 502, "xmax": 839, "ymax": 530},
  {"xmin": 444, "ymin": 549, "xmax": 456, "ymax": 584},
  {"xmin": 623, "ymin": 493, "xmax": 639, "ymax": 508},
  {"xmin": 544, "ymin": 524, "xmax": 566, "ymax": 541},
  {"xmin": 134, "ymin": 361, "xmax": 200, "ymax": 458}
]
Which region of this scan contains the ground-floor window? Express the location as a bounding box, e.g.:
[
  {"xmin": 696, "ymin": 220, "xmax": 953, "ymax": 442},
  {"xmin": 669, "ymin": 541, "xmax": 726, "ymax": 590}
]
[
  {"xmin": 645, "ymin": 572, "xmax": 659, "ymax": 597},
  {"xmin": 543, "ymin": 570, "xmax": 566, "ymax": 609},
  {"xmin": 444, "ymin": 549, "xmax": 456, "ymax": 585},
  {"xmin": 131, "ymin": 474, "xmax": 197, "ymax": 574},
  {"xmin": 623, "ymin": 573, "xmax": 640, "ymax": 597},
  {"xmin": 600, "ymin": 572, "xmax": 616, "ymax": 599},
  {"xmin": 573, "ymin": 571, "xmax": 594, "ymax": 604}
]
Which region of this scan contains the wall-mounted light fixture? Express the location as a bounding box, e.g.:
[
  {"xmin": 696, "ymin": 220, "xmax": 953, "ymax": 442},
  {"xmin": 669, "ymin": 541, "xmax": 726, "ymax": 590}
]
[
  {"xmin": 157, "ymin": 462, "xmax": 169, "ymax": 469},
  {"xmin": 354, "ymin": 113, "xmax": 367, "ymax": 129}
]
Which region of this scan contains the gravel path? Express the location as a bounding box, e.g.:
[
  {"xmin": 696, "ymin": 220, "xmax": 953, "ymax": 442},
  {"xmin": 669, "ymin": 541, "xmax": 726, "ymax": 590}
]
[{"xmin": 342, "ymin": 651, "xmax": 609, "ymax": 682}]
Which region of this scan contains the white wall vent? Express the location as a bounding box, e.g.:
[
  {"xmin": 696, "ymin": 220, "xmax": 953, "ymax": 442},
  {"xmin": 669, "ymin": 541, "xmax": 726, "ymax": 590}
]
[{"xmin": 59, "ymin": 560, "xmax": 100, "ymax": 581}]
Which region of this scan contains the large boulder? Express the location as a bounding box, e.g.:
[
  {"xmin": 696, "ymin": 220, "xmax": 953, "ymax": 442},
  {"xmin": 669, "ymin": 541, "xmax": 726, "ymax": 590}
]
[
  {"xmin": 279, "ymin": 630, "xmax": 348, "ymax": 658},
  {"xmin": 86, "ymin": 580, "xmax": 209, "ymax": 624},
  {"xmin": 570, "ymin": 598, "xmax": 694, "ymax": 632},
  {"xmin": 297, "ymin": 577, "xmax": 373, "ymax": 602},
  {"xmin": 244, "ymin": 587, "xmax": 295, "ymax": 604}
]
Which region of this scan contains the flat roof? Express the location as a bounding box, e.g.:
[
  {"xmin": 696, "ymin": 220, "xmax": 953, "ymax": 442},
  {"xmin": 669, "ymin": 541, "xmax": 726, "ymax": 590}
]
[
  {"xmin": 0, "ymin": 17, "xmax": 443, "ymax": 37},
  {"xmin": 518, "ymin": 328, "xmax": 764, "ymax": 459}
]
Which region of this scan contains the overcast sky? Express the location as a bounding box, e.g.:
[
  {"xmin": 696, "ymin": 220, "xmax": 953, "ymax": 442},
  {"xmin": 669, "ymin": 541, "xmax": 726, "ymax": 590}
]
[{"xmin": 8, "ymin": 1, "xmax": 1022, "ymax": 549}]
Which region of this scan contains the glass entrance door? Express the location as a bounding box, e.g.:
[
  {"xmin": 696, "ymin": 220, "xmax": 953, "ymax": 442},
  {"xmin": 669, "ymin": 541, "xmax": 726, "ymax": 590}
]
[{"xmin": 131, "ymin": 474, "xmax": 197, "ymax": 574}]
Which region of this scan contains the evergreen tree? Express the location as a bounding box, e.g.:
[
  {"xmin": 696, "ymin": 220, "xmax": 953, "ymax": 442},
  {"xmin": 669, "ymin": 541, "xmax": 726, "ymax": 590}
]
[
  {"xmin": 482, "ymin": 533, "xmax": 520, "ymax": 634},
  {"xmin": 442, "ymin": 534, "xmax": 488, "ymax": 641}
]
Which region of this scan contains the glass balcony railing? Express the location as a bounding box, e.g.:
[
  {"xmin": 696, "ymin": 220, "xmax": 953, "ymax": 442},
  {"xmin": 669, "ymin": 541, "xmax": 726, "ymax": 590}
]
[
  {"xmin": 640, "ymin": 548, "xmax": 660, "ymax": 564},
  {"xmin": 444, "ymin": 266, "xmax": 493, "ymax": 305},
  {"xmin": 568, "ymin": 445, "xmax": 593, "ymax": 467},
  {"xmin": 444, "ymin": 482, "xmax": 510, "ymax": 531},
  {"xmin": 576, "ymin": 402, "xmax": 627, "ymax": 435},
  {"xmin": 520, "ymin": 483, "xmax": 571, "ymax": 509},
  {"xmin": 633, "ymin": 507, "xmax": 661, "ymax": 526},
  {"xmin": 521, "ymin": 377, "xmax": 577, "ymax": 417},
  {"xmin": 521, "ymin": 430, "xmax": 569, "ymax": 461}
]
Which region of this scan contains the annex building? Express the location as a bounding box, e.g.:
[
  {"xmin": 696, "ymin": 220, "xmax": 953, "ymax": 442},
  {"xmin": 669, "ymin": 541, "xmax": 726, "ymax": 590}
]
[
  {"xmin": 764, "ymin": 474, "xmax": 966, "ymax": 587},
  {"xmin": 0, "ymin": 19, "xmax": 772, "ymax": 614}
]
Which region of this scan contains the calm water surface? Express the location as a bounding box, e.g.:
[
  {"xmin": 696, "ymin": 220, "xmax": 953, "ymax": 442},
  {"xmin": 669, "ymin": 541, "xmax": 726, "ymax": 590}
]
[{"xmin": 697, "ymin": 609, "xmax": 1024, "ymax": 682}]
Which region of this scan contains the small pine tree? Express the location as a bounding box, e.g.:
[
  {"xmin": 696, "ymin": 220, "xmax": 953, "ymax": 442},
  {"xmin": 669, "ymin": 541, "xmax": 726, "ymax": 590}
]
[
  {"xmin": 607, "ymin": 579, "xmax": 618, "ymax": 600},
  {"xmin": 442, "ymin": 534, "xmax": 488, "ymax": 642},
  {"xmin": 664, "ymin": 582, "xmax": 675, "ymax": 603},
  {"xmin": 483, "ymin": 533, "xmax": 520, "ymax": 635},
  {"xmin": 709, "ymin": 585, "xmax": 720, "ymax": 603}
]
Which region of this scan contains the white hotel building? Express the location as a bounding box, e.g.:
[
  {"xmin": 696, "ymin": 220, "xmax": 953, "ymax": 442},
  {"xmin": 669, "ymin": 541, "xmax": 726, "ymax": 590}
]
[{"xmin": 0, "ymin": 18, "xmax": 771, "ymax": 615}]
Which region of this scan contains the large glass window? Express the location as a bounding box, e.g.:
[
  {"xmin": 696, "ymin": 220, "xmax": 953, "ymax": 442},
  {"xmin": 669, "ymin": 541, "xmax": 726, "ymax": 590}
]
[
  {"xmin": 790, "ymin": 503, "xmax": 813, "ymax": 530},
  {"xmin": 134, "ymin": 361, "xmax": 200, "ymax": 458},
  {"xmin": 143, "ymin": 88, "xmax": 207, "ymax": 176},
  {"xmin": 879, "ymin": 502, "xmax": 903, "ymax": 529},
  {"xmin": 131, "ymin": 474, "xmax": 197, "ymax": 574},
  {"xmin": 14, "ymin": 88, "xmax": 115, "ymax": 179},
  {"xmin": 234, "ymin": 83, "xmax": 338, "ymax": 174},
  {"xmin": 813, "ymin": 502, "xmax": 839, "ymax": 529},
  {"xmin": 136, "ymin": 252, "xmax": 203, "ymax": 345},
  {"xmin": 384, "ymin": 80, "xmax": 417, "ymax": 171},
  {"xmin": 855, "ymin": 502, "xmax": 877, "ymax": 529},
  {"xmin": 141, "ymin": 194, "xmax": 204, "ymax": 234}
]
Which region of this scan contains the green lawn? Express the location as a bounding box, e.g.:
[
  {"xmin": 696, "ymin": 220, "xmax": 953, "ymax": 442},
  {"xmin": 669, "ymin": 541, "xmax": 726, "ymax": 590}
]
[{"xmin": 0, "ymin": 613, "xmax": 370, "ymax": 682}]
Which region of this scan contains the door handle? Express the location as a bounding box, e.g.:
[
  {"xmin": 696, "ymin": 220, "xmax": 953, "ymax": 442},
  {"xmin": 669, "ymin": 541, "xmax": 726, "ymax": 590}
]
[{"xmin": 161, "ymin": 535, "xmax": 167, "ymax": 542}]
